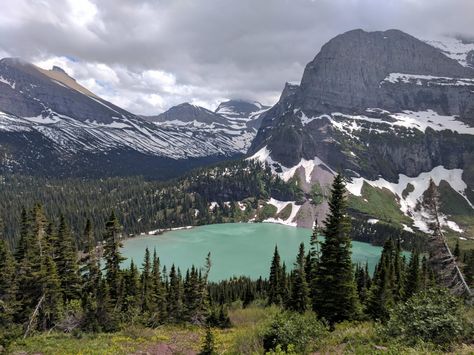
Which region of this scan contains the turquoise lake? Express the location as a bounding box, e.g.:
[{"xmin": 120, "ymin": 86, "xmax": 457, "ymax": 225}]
[{"xmin": 121, "ymin": 223, "xmax": 386, "ymax": 281}]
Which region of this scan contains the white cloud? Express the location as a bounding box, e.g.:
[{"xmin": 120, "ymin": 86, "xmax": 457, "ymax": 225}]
[{"xmin": 2, "ymin": 0, "xmax": 474, "ymax": 114}]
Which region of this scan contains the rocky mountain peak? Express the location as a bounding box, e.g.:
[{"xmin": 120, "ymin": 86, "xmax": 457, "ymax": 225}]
[{"xmin": 297, "ymin": 29, "xmax": 474, "ymax": 116}]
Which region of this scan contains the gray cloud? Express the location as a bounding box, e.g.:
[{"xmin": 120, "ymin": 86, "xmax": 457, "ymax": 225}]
[{"xmin": 1, "ymin": 0, "xmax": 473, "ymax": 114}]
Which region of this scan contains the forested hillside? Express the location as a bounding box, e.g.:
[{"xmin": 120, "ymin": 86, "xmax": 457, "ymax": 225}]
[{"xmin": 0, "ymin": 160, "xmax": 301, "ymax": 248}]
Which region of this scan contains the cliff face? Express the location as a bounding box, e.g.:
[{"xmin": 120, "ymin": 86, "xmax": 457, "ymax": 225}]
[
  {"xmin": 297, "ymin": 29, "xmax": 473, "ymax": 116},
  {"xmin": 250, "ymin": 29, "xmax": 474, "ymax": 181}
]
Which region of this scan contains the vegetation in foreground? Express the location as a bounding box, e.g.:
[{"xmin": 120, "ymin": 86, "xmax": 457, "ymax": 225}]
[{"xmin": 1, "ymin": 174, "xmax": 473, "ymax": 354}]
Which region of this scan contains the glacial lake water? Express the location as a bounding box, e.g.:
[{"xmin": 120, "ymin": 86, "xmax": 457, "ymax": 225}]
[{"xmin": 121, "ymin": 223, "xmax": 386, "ymax": 281}]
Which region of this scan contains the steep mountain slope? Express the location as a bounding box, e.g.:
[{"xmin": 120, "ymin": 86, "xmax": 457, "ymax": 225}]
[
  {"xmin": 248, "ymin": 29, "xmax": 474, "ymax": 235},
  {"xmin": 0, "ymin": 59, "xmax": 258, "ymax": 178}
]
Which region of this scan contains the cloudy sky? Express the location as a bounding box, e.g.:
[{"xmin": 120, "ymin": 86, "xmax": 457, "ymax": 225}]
[{"xmin": 1, "ymin": 0, "xmax": 473, "ymax": 115}]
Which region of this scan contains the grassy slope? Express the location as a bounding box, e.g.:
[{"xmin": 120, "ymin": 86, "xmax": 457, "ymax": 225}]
[
  {"xmin": 9, "ymin": 306, "xmax": 474, "ymax": 355},
  {"xmin": 348, "ymin": 182, "xmax": 412, "ymax": 226}
]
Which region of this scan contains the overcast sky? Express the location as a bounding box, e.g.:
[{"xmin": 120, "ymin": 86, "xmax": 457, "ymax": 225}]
[{"xmin": 0, "ymin": 0, "xmax": 473, "ymax": 115}]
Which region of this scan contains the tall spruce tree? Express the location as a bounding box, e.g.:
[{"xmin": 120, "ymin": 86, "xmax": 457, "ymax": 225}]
[
  {"xmin": 103, "ymin": 211, "xmax": 126, "ymax": 305},
  {"xmin": 268, "ymin": 245, "xmax": 283, "ymax": 306},
  {"xmin": 141, "ymin": 247, "xmax": 153, "ymax": 313},
  {"xmin": 289, "ymin": 243, "xmax": 309, "ymax": 313},
  {"xmin": 404, "ymin": 248, "xmax": 421, "ymax": 300},
  {"xmin": 313, "ymin": 174, "xmax": 360, "ymax": 325},
  {"xmin": 150, "ymin": 249, "xmax": 166, "ymax": 324},
  {"xmin": 366, "ymin": 238, "xmax": 396, "ymax": 322},
  {"xmin": 80, "ymin": 220, "xmax": 101, "ymax": 308},
  {"xmin": 0, "ymin": 238, "xmax": 17, "ymax": 327},
  {"xmin": 54, "ymin": 215, "xmax": 81, "ymax": 302},
  {"xmin": 122, "ymin": 260, "xmax": 141, "ymax": 321},
  {"xmin": 167, "ymin": 264, "xmax": 183, "ymax": 322}
]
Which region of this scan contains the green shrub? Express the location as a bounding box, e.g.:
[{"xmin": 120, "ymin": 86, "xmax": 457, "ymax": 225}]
[
  {"xmin": 262, "ymin": 311, "xmax": 328, "ymax": 353},
  {"xmin": 384, "ymin": 288, "xmax": 466, "ymax": 348}
]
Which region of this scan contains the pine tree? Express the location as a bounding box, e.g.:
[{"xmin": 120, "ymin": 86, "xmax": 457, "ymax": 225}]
[
  {"xmin": 37, "ymin": 254, "xmax": 62, "ymax": 330},
  {"xmin": 141, "ymin": 247, "xmax": 153, "ymax": 313},
  {"xmin": 15, "ymin": 206, "xmax": 46, "ymax": 324},
  {"xmin": 122, "ymin": 260, "xmax": 140, "ymax": 321},
  {"xmin": 0, "ymin": 238, "xmax": 17, "ymax": 327},
  {"xmin": 289, "ymin": 243, "xmax": 309, "ymax": 313},
  {"xmin": 199, "ymin": 326, "xmax": 216, "ymax": 355},
  {"xmin": 54, "ymin": 215, "xmax": 81, "ymax": 302},
  {"xmin": 366, "ymin": 238, "xmax": 396, "ymax": 322},
  {"xmin": 150, "ymin": 249, "xmax": 166, "ymax": 324},
  {"xmin": 103, "ymin": 211, "xmax": 126, "ymax": 305},
  {"xmin": 80, "ymin": 220, "xmax": 101, "ymax": 309},
  {"xmin": 268, "ymin": 245, "xmax": 282, "ymax": 306},
  {"xmin": 313, "ymin": 174, "xmax": 360, "ymax": 325},
  {"xmin": 14, "ymin": 207, "xmax": 29, "ymax": 262},
  {"xmin": 404, "ymin": 248, "xmax": 420, "ymax": 300},
  {"xmin": 167, "ymin": 264, "xmax": 183, "ymax": 322}
]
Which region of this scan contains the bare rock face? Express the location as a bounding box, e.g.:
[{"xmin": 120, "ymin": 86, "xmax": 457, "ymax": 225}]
[
  {"xmin": 250, "ymin": 29, "xmax": 474, "ymax": 183},
  {"xmin": 297, "ymin": 29, "xmax": 473, "ymax": 116}
]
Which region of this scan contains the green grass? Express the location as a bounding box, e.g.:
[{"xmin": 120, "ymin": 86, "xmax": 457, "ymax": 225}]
[
  {"xmin": 348, "ymin": 182, "xmax": 412, "ymax": 226},
  {"xmin": 9, "ymin": 305, "xmax": 474, "ymax": 354}
]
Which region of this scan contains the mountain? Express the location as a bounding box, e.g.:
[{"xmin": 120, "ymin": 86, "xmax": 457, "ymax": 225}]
[
  {"xmin": 143, "ymin": 100, "xmax": 268, "ymax": 154},
  {"xmin": 0, "ymin": 59, "xmax": 263, "ymax": 178},
  {"xmin": 248, "ymin": 29, "xmax": 474, "ymax": 235}
]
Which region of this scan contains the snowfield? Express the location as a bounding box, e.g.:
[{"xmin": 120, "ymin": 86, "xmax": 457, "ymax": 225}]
[{"xmin": 298, "ymin": 109, "xmax": 474, "ymax": 136}]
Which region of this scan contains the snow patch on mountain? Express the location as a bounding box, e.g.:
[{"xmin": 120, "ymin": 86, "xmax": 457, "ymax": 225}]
[
  {"xmin": 264, "ymin": 198, "xmax": 301, "ymax": 227},
  {"xmin": 248, "ymin": 145, "xmax": 334, "ymax": 183},
  {"xmin": 0, "ymin": 76, "xmax": 15, "ymax": 89},
  {"xmin": 425, "ymin": 37, "xmax": 474, "ymax": 67},
  {"xmin": 383, "ymin": 73, "xmax": 474, "ymax": 86},
  {"xmin": 299, "ymin": 110, "xmax": 474, "ymax": 135},
  {"xmin": 347, "ymin": 166, "xmax": 472, "ymax": 232}
]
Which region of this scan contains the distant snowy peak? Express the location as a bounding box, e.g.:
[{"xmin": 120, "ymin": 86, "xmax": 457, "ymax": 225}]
[
  {"xmin": 215, "ymin": 99, "xmax": 268, "ymax": 120},
  {"xmin": 425, "ymin": 36, "xmax": 474, "ymax": 68},
  {"xmin": 143, "ymin": 100, "xmax": 269, "ymax": 154},
  {"xmin": 148, "ymin": 103, "xmax": 227, "ymax": 125}
]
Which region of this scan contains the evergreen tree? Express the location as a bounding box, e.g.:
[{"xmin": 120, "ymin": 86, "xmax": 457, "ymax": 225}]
[
  {"xmin": 199, "ymin": 326, "xmax": 216, "ymax": 355},
  {"xmin": 0, "ymin": 238, "xmax": 17, "ymax": 327},
  {"xmin": 289, "ymin": 243, "xmax": 309, "ymax": 313},
  {"xmin": 54, "ymin": 215, "xmax": 81, "ymax": 302},
  {"xmin": 122, "ymin": 260, "xmax": 141, "ymax": 321},
  {"xmin": 141, "ymin": 247, "xmax": 153, "ymax": 313},
  {"xmin": 15, "ymin": 206, "xmax": 46, "ymax": 324},
  {"xmin": 313, "ymin": 174, "xmax": 360, "ymax": 325},
  {"xmin": 103, "ymin": 212, "xmax": 126, "ymax": 305},
  {"xmin": 14, "ymin": 207, "xmax": 29, "ymax": 262},
  {"xmin": 167, "ymin": 264, "xmax": 183, "ymax": 322},
  {"xmin": 150, "ymin": 249, "xmax": 166, "ymax": 324},
  {"xmin": 37, "ymin": 254, "xmax": 62, "ymax": 330},
  {"xmin": 268, "ymin": 245, "xmax": 283, "ymax": 306},
  {"xmin": 404, "ymin": 248, "xmax": 421, "ymax": 300},
  {"xmin": 366, "ymin": 238, "xmax": 396, "ymax": 322},
  {"xmin": 80, "ymin": 220, "xmax": 101, "ymax": 310}
]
